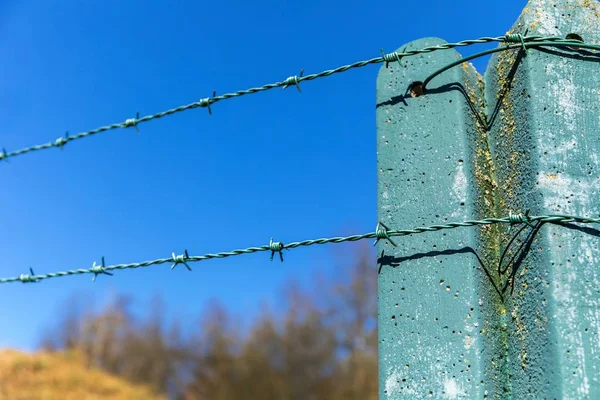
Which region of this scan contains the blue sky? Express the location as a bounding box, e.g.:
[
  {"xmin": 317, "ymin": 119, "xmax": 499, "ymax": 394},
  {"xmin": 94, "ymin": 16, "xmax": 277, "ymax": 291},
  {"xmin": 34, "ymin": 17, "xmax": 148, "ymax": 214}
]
[{"xmin": 0, "ymin": 0, "xmax": 528, "ymax": 350}]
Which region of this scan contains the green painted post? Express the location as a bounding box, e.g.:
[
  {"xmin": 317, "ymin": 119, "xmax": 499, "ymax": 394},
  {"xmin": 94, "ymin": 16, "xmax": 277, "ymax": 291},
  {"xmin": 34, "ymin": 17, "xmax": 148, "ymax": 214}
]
[
  {"xmin": 484, "ymin": 0, "xmax": 600, "ymax": 398},
  {"xmin": 377, "ymin": 1, "xmax": 600, "ymax": 399},
  {"xmin": 376, "ymin": 38, "xmax": 490, "ymax": 398}
]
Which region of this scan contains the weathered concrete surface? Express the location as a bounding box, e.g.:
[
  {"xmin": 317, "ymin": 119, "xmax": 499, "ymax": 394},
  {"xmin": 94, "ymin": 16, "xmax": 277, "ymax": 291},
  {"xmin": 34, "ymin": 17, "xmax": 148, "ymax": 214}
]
[
  {"xmin": 377, "ymin": 1, "xmax": 600, "ymax": 399},
  {"xmin": 484, "ymin": 0, "xmax": 600, "ymax": 398},
  {"xmin": 376, "ymin": 38, "xmax": 493, "ymax": 399}
]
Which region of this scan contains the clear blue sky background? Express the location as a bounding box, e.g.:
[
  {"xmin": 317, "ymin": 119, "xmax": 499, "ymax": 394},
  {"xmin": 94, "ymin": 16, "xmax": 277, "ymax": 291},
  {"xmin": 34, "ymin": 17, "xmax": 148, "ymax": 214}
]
[{"xmin": 0, "ymin": 0, "xmax": 529, "ymax": 350}]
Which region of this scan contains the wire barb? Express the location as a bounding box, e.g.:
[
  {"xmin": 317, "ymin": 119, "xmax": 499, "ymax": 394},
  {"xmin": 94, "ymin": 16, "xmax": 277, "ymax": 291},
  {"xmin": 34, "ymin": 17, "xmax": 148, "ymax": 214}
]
[
  {"xmin": 269, "ymin": 238, "xmax": 286, "ymax": 261},
  {"xmin": 505, "ymin": 33, "xmax": 528, "ymax": 53},
  {"xmin": 507, "ymin": 210, "xmax": 533, "ymax": 234},
  {"xmin": 54, "ymin": 132, "xmax": 69, "ymax": 150},
  {"xmin": 374, "ymin": 221, "xmax": 397, "ymax": 247},
  {"xmin": 381, "ymin": 49, "xmax": 403, "ymax": 68},
  {"xmin": 123, "ymin": 112, "xmax": 141, "ymax": 134},
  {"xmin": 19, "ymin": 268, "xmax": 38, "ymax": 283},
  {"xmin": 0, "ymin": 148, "xmax": 8, "ymax": 163},
  {"xmin": 199, "ymin": 90, "xmax": 216, "ymax": 115},
  {"xmin": 171, "ymin": 250, "xmax": 192, "ymax": 271},
  {"xmin": 283, "ymin": 69, "xmax": 304, "ymax": 92},
  {"xmin": 91, "ymin": 256, "xmax": 113, "ymax": 282}
]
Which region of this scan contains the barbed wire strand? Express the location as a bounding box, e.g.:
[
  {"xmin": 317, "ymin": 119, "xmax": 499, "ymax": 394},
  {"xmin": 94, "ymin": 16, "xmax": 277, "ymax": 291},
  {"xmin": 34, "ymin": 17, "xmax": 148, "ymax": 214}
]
[
  {"xmin": 3, "ymin": 213, "xmax": 597, "ymax": 284},
  {"xmin": 0, "ymin": 35, "xmax": 582, "ymax": 164},
  {"xmin": 423, "ymin": 39, "xmax": 599, "ymax": 90}
]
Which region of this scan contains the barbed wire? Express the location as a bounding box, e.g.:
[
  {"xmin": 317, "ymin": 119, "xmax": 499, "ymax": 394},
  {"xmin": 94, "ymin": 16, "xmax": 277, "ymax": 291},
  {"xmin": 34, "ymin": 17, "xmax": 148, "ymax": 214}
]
[
  {"xmin": 0, "ymin": 35, "xmax": 583, "ymax": 164},
  {"xmin": 3, "ymin": 213, "xmax": 597, "ymax": 285},
  {"xmin": 422, "ymin": 38, "xmax": 600, "ymax": 90}
]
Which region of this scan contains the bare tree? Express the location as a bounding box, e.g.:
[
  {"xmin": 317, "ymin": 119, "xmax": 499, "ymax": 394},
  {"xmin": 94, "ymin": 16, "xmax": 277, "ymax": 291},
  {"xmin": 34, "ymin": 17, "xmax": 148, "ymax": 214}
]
[
  {"xmin": 40, "ymin": 292, "xmax": 184, "ymax": 397},
  {"xmin": 183, "ymin": 300, "xmax": 242, "ymax": 400},
  {"xmin": 41, "ymin": 245, "xmax": 378, "ymax": 400}
]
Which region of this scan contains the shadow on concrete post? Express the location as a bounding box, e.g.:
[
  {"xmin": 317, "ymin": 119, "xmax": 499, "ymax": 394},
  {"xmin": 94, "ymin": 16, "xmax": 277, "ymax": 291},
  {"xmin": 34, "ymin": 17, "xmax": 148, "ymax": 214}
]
[{"xmin": 376, "ymin": 1, "xmax": 600, "ymax": 399}]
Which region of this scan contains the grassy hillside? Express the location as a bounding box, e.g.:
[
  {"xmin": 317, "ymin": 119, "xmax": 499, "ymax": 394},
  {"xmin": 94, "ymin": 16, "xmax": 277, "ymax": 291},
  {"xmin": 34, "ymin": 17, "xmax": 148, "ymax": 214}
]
[{"xmin": 0, "ymin": 349, "xmax": 165, "ymax": 400}]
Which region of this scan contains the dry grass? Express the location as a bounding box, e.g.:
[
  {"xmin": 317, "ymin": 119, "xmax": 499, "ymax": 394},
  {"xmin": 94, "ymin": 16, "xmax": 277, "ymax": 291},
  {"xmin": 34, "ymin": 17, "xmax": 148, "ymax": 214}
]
[{"xmin": 0, "ymin": 349, "xmax": 165, "ymax": 400}]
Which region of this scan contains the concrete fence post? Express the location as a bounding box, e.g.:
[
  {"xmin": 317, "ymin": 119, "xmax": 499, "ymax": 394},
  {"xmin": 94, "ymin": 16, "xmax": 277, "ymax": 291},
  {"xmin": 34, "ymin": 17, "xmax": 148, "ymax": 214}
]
[
  {"xmin": 376, "ymin": 37, "xmax": 491, "ymax": 398},
  {"xmin": 376, "ymin": 0, "xmax": 600, "ymax": 399}
]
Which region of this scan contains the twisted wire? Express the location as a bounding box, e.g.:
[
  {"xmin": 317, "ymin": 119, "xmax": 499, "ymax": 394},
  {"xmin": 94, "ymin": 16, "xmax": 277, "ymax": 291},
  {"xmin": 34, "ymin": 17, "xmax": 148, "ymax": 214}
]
[
  {"xmin": 1, "ymin": 213, "xmax": 596, "ymax": 284},
  {"xmin": 0, "ymin": 35, "xmax": 580, "ymax": 164}
]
